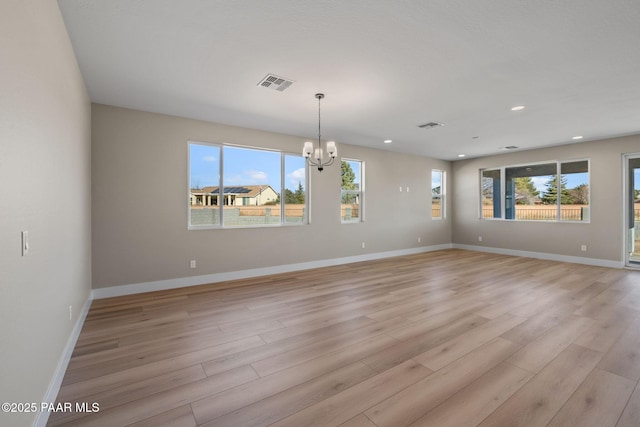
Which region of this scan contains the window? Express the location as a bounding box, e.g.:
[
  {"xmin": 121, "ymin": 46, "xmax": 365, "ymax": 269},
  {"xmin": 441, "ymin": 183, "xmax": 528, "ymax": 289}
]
[
  {"xmin": 341, "ymin": 159, "xmax": 363, "ymax": 222},
  {"xmin": 432, "ymin": 170, "xmax": 445, "ymax": 219},
  {"xmin": 188, "ymin": 141, "xmax": 308, "ymax": 228},
  {"xmin": 560, "ymin": 160, "xmax": 589, "ymax": 221},
  {"xmin": 222, "ymin": 146, "xmax": 281, "ymax": 227},
  {"xmin": 480, "ymin": 159, "xmax": 589, "ymax": 222},
  {"xmin": 481, "ymin": 169, "xmax": 501, "ymax": 219},
  {"xmin": 189, "ymin": 143, "xmax": 221, "ymax": 227},
  {"xmin": 505, "ymin": 163, "xmax": 556, "ymax": 220},
  {"xmin": 283, "ymin": 154, "xmax": 307, "ymax": 224}
]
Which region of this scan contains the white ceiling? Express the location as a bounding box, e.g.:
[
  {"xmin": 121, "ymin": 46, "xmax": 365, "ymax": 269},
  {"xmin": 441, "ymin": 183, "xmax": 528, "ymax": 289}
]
[{"xmin": 57, "ymin": 0, "xmax": 640, "ymax": 161}]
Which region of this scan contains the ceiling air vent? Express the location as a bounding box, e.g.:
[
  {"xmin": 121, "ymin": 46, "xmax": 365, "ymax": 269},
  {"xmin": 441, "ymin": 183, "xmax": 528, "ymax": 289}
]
[
  {"xmin": 504, "ymin": 145, "xmax": 519, "ymax": 150},
  {"xmin": 257, "ymin": 73, "xmax": 294, "ymax": 92},
  {"xmin": 417, "ymin": 121, "xmax": 444, "ymax": 129}
]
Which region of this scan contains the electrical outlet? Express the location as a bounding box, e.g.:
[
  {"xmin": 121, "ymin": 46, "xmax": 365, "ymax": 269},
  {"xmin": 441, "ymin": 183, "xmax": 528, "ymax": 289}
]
[
  {"xmin": 580, "ymin": 245, "xmax": 587, "ymax": 252},
  {"xmin": 69, "ymin": 305, "xmax": 73, "ymax": 321},
  {"xmin": 478, "ymin": 236, "xmax": 483, "ymax": 242},
  {"xmin": 190, "ymin": 260, "xmax": 196, "ymax": 268},
  {"xmin": 418, "ymin": 237, "xmax": 421, "ymax": 243},
  {"xmin": 361, "ymin": 242, "xmax": 366, "ymax": 249}
]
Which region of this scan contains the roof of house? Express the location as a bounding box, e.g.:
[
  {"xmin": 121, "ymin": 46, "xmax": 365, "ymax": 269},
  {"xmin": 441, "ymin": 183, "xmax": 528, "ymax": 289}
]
[{"xmin": 192, "ymin": 185, "xmax": 277, "ymax": 197}]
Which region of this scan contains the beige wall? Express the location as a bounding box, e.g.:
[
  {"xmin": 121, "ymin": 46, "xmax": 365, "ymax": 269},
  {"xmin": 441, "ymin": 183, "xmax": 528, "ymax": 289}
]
[
  {"xmin": 91, "ymin": 104, "xmax": 452, "ymax": 289},
  {"xmin": 0, "ymin": 1, "xmax": 91, "ymax": 426},
  {"xmin": 452, "ymin": 134, "xmax": 640, "ymax": 263}
]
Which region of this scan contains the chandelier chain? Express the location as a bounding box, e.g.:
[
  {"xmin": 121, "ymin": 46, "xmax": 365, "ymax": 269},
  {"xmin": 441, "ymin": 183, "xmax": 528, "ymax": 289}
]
[{"xmin": 318, "ymin": 95, "xmax": 321, "ymax": 146}]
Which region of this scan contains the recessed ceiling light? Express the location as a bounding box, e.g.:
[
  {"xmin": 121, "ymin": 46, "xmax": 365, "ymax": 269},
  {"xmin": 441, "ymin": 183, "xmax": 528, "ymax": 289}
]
[
  {"xmin": 384, "ymin": 139, "xmax": 392, "ymax": 144},
  {"xmin": 458, "ymin": 154, "xmax": 466, "ymax": 158},
  {"xmin": 510, "ymin": 105, "xmax": 525, "ymax": 111},
  {"xmin": 572, "ymin": 136, "xmax": 583, "ymax": 140}
]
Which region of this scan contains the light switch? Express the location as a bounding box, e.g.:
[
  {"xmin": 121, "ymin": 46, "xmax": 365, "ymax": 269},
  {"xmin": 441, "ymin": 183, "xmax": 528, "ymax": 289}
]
[{"xmin": 21, "ymin": 231, "xmax": 29, "ymax": 256}]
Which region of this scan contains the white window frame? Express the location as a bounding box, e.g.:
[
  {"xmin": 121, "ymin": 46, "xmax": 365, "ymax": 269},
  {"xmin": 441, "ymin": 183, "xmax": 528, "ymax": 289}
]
[
  {"xmin": 188, "ymin": 141, "xmax": 309, "ymax": 229},
  {"xmin": 479, "ymin": 158, "xmax": 590, "ymax": 223},
  {"xmin": 188, "ymin": 141, "xmax": 222, "ymax": 229},
  {"xmin": 432, "ymin": 169, "xmax": 445, "ymax": 220}
]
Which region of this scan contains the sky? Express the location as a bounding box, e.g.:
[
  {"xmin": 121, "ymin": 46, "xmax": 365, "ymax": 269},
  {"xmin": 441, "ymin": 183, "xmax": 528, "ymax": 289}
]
[
  {"xmin": 190, "ymin": 143, "xmax": 363, "ymax": 193},
  {"xmin": 343, "ymin": 159, "xmax": 361, "ymax": 185},
  {"xmin": 191, "ymin": 143, "xmax": 610, "ymax": 196},
  {"xmin": 431, "ymin": 170, "xmax": 442, "ymax": 190},
  {"xmin": 530, "ymin": 172, "xmax": 588, "ymax": 193},
  {"xmin": 190, "ymin": 144, "xmax": 306, "ymax": 192}
]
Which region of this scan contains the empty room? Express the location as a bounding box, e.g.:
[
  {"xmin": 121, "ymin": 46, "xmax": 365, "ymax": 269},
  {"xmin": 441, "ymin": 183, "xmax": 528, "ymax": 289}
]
[{"xmin": 3, "ymin": 1, "xmax": 640, "ymax": 426}]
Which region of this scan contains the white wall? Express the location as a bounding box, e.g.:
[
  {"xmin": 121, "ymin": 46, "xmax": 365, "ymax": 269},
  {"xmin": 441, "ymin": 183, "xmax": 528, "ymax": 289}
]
[
  {"xmin": 0, "ymin": 1, "xmax": 91, "ymax": 426},
  {"xmin": 91, "ymin": 104, "xmax": 452, "ymax": 290},
  {"xmin": 452, "ymin": 134, "xmax": 640, "ymax": 264}
]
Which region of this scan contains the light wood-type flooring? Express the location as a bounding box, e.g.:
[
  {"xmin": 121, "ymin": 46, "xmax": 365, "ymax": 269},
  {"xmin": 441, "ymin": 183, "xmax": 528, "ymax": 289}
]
[{"xmin": 49, "ymin": 249, "xmax": 640, "ymax": 426}]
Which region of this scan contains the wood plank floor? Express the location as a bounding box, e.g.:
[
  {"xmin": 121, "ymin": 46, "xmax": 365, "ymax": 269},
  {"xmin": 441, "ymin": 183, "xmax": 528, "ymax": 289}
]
[{"xmin": 49, "ymin": 249, "xmax": 640, "ymax": 426}]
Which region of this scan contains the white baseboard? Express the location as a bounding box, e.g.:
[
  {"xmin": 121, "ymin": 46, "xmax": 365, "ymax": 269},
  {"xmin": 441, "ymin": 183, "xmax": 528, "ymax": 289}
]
[
  {"xmin": 91, "ymin": 244, "xmax": 454, "ymax": 299},
  {"xmin": 452, "ymin": 244, "xmax": 624, "ymax": 269},
  {"xmin": 91, "ymin": 243, "xmax": 625, "ymax": 300},
  {"xmin": 89, "ymin": 242, "xmax": 623, "ymax": 300},
  {"xmin": 34, "ymin": 295, "xmax": 92, "ymax": 427}
]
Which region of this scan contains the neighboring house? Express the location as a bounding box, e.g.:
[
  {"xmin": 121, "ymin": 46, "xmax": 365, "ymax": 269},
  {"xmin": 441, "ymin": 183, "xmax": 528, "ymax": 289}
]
[{"xmin": 190, "ymin": 185, "xmax": 278, "ymax": 206}]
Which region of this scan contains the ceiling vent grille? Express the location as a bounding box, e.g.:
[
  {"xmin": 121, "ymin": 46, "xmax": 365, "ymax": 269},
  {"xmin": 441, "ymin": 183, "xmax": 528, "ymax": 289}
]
[
  {"xmin": 418, "ymin": 121, "xmax": 444, "ymax": 129},
  {"xmin": 504, "ymin": 145, "xmax": 519, "ymax": 150},
  {"xmin": 257, "ymin": 74, "xmax": 294, "ymax": 92}
]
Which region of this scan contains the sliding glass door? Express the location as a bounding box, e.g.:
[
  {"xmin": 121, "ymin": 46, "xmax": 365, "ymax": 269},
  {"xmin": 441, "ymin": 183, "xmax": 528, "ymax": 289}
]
[{"xmin": 625, "ymin": 154, "xmax": 640, "ymax": 266}]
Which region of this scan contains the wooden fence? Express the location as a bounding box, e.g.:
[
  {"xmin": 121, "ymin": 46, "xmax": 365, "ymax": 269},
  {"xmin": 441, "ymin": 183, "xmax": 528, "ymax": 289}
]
[
  {"xmin": 196, "ymin": 204, "xmax": 359, "ymax": 219},
  {"xmin": 195, "ymin": 204, "xmax": 640, "ymax": 221},
  {"xmin": 481, "ymin": 205, "xmax": 640, "ymax": 221},
  {"xmin": 482, "ymin": 206, "xmax": 587, "ymax": 221}
]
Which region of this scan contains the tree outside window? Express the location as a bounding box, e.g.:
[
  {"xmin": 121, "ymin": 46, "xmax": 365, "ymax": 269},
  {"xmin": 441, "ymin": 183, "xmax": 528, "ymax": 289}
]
[{"xmin": 341, "ymin": 159, "xmax": 363, "ymax": 222}]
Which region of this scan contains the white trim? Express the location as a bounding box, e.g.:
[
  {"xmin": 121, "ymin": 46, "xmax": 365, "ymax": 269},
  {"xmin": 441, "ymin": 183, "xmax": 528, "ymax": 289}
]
[
  {"xmin": 623, "ymin": 153, "xmax": 630, "ymax": 266},
  {"xmin": 623, "ymin": 152, "xmax": 640, "ymax": 267},
  {"xmin": 453, "ymin": 244, "xmax": 623, "ymax": 269},
  {"xmin": 92, "ymin": 244, "xmax": 454, "ymax": 299},
  {"xmin": 92, "ymin": 243, "xmax": 626, "ymax": 300},
  {"xmin": 34, "ymin": 296, "xmax": 92, "ymax": 427}
]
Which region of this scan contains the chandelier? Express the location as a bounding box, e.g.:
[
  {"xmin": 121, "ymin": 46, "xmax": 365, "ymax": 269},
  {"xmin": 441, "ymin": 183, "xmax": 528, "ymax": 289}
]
[{"xmin": 302, "ymin": 93, "xmax": 337, "ymax": 172}]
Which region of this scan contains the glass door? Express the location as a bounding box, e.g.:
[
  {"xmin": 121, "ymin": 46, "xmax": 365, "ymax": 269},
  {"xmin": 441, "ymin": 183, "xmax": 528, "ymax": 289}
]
[{"xmin": 625, "ymin": 154, "xmax": 640, "ymax": 266}]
